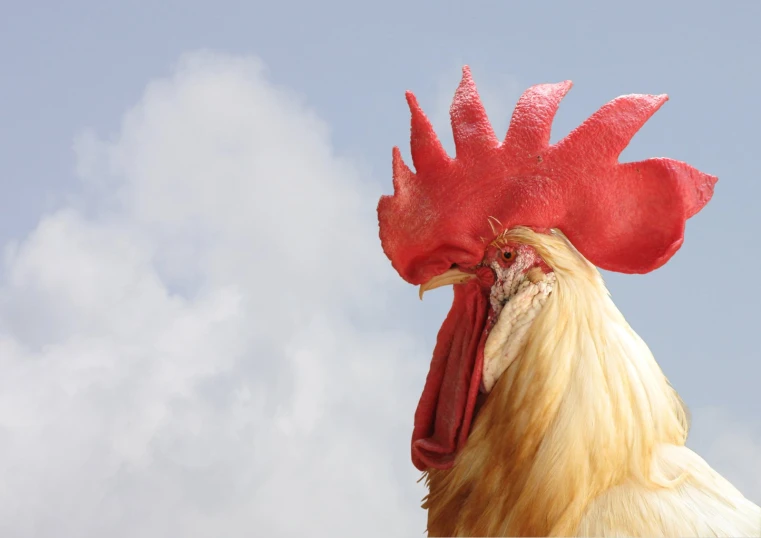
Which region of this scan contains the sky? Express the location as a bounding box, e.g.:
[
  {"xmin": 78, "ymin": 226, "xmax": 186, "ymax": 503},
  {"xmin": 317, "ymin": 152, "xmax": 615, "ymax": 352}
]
[{"xmin": 0, "ymin": 1, "xmax": 759, "ymax": 536}]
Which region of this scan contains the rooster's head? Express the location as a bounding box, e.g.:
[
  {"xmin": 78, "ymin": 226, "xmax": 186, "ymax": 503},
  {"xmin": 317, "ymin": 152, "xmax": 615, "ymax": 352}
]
[{"xmin": 377, "ymin": 67, "xmax": 716, "ymax": 472}]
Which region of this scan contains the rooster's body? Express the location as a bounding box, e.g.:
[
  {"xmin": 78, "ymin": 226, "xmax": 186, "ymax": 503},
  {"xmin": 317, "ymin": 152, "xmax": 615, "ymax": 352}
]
[
  {"xmin": 378, "ymin": 68, "xmax": 761, "ymax": 536},
  {"xmin": 421, "ymin": 229, "xmax": 761, "ymax": 536}
]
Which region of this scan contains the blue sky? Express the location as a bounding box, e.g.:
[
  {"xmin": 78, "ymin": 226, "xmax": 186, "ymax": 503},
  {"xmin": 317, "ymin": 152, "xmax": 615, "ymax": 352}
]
[{"xmin": 1, "ymin": 1, "xmax": 759, "ymax": 536}]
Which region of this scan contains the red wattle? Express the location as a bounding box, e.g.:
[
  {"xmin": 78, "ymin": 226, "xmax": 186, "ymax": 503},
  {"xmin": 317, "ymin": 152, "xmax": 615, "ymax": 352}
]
[{"xmin": 411, "ymin": 281, "xmax": 489, "ymax": 471}]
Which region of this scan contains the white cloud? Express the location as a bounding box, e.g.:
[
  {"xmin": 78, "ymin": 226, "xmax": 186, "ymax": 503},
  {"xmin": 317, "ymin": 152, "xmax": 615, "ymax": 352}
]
[
  {"xmin": 0, "ymin": 52, "xmax": 428, "ymax": 537},
  {"xmin": 0, "ymin": 52, "xmax": 757, "ymax": 538}
]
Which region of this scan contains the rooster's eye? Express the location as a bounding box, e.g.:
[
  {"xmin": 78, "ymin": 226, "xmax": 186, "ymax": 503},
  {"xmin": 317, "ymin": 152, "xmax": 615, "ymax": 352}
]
[{"xmin": 501, "ymin": 250, "xmax": 513, "ymax": 261}]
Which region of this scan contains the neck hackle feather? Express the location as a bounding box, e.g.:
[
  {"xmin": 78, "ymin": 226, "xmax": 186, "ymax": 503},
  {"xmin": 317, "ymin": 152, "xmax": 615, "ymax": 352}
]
[{"xmin": 423, "ymin": 227, "xmax": 691, "ymax": 536}]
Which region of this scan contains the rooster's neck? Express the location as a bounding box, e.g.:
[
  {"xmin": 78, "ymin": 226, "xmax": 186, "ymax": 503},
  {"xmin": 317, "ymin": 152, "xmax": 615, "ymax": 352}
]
[{"xmin": 422, "ymin": 245, "xmax": 689, "ymax": 537}]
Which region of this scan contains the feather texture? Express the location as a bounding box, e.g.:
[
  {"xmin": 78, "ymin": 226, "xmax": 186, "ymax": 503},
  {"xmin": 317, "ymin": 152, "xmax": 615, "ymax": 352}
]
[{"xmin": 422, "ymin": 228, "xmax": 761, "ymax": 537}]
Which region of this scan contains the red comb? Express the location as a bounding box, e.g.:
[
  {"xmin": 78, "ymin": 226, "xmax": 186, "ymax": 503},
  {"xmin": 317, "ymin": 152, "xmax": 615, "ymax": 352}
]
[{"xmin": 378, "ymin": 67, "xmax": 717, "ymax": 285}]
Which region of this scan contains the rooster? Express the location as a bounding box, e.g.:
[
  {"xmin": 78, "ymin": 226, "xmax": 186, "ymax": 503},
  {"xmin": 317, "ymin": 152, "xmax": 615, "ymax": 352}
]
[{"xmin": 378, "ymin": 67, "xmax": 761, "ymax": 537}]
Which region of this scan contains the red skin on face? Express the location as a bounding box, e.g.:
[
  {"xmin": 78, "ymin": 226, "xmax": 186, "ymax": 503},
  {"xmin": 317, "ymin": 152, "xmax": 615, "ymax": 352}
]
[{"xmin": 461, "ymin": 242, "xmax": 553, "ymax": 294}]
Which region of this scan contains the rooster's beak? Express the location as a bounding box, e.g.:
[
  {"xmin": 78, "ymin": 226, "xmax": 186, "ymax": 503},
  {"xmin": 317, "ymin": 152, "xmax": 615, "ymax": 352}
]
[{"xmin": 419, "ymin": 268, "xmax": 477, "ymax": 300}]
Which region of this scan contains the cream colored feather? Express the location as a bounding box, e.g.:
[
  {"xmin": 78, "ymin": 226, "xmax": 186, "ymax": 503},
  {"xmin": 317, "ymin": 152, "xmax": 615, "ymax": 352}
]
[{"xmin": 422, "ymin": 227, "xmax": 761, "ymax": 537}]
